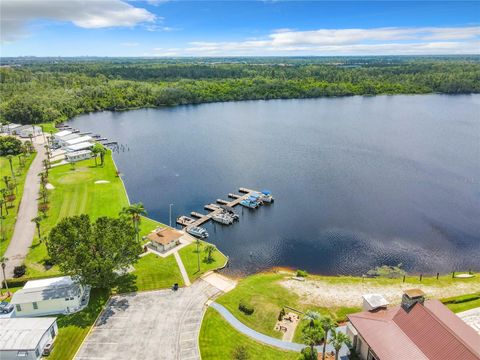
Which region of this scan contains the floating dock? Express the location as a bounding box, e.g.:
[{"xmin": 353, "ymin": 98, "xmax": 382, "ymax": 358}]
[{"xmin": 177, "ymin": 188, "xmax": 265, "ymax": 230}]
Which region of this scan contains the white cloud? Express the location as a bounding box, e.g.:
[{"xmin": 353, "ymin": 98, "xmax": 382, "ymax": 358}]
[
  {"xmin": 1, "ymin": 0, "xmax": 156, "ymax": 41},
  {"xmin": 121, "ymin": 42, "xmax": 140, "ymax": 47},
  {"xmin": 179, "ymin": 26, "xmax": 480, "ymax": 56}
]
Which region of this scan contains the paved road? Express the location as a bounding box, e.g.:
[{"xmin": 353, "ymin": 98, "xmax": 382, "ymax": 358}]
[
  {"xmin": 4, "ymin": 136, "xmax": 46, "ymax": 279},
  {"xmin": 75, "ymin": 280, "xmax": 220, "ymax": 360},
  {"xmin": 457, "ymin": 307, "xmax": 480, "ymax": 334},
  {"xmin": 210, "ymin": 302, "xmax": 349, "ymax": 358}
]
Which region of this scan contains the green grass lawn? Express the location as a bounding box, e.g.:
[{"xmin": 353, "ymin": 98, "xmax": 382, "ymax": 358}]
[
  {"xmin": 49, "ymin": 289, "xmax": 110, "ymax": 360},
  {"xmin": 178, "ymin": 241, "xmax": 228, "ymax": 282},
  {"xmin": 442, "ymin": 293, "xmax": 480, "ymax": 313},
  {"xmin": 0, "ymin": 153, "xmax": 36, "ymax": 256},
  {"xmin": 115, "ymin": 253, "xmax": 185, "ymax": 293},
  {"xmin": 39, "ymin": 122, "xmax": 58, "ymax": 134},
  {"xmin": 199, "ymin": 307, "xmax": 299, "ymax": 360},
  {"xmin": 25, "ymin": 152, "xmax": 162, "ymax": 277}
]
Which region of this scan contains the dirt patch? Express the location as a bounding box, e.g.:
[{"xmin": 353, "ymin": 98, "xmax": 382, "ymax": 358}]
[{"xmin": 280, "ymin": 279, "xmax": 479, "ymax": 307}]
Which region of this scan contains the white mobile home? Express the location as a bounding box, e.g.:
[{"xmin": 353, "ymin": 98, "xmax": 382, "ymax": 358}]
[
  {"xmin": 16, "ymin": 125, "xmax": 43, "ymax": 138},
  {"xmin": 11, "ymin": 276, "xmax": 90, "ymax": 317},
  {"xmin": 66, "ymin": 150, "xmax": 92, "ymax": 162},
  {"xmin": 65, "ymin": 141, "xmax": 94, "ymax": 152},
  {"xmin": 57, "ymin": 133, "xmax": 80, "ymax": 146},
  {"xmin": 0, "ymin": 317, "xmax": 58, "ymax": 360},
  {"xmin": 1, "ymin": 123, "xmax": 22, "ymax": 134},
  {"xmin": 65, "ymin": 135, "xmax": 92, "ymax": 146}
]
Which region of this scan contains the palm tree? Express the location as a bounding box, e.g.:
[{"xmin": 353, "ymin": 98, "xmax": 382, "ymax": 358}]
[
  {"xmin": 301, "ymin": 322, "xmax": 324, "ymax": 359},
  {"xmin": 0, "ymin": 256, "xmax": 8, "ymax": 295},
  {"xmin": 304, "ymin": 310, "xmax": 321, "ymax": 327},
  {"xmin": 31, "ymin": 216, "xmax": 43, "ymax": 241},
  {"xmin": 2, "ymin": 176, "xmax": 10, "ymax": 188},
  {"xmin": 319, "ymin": 315, "xmax": 337, "ymax": 360},
  {"xmin": 204, "ymin": 244, "xmax": 217, "ymax": 263},
  {"xmin": 42, "ymin": 159, "xmax": 50, "ymax": 176},
  {"xmin": 330, "ymin": 329, "xmax": 351, "ymax": 360},
  {"xmin": 98, "ymin": 146, "xmax": 107, "ymax": 166},
  {"xmin": 6, "ymin": 155, "xmax": 15, "ymax": 181},
  {"xmin": 121, "ymin": 203, "xmax": 147, "ymax": 241},
  {"xmin": 91, "ymin": 144, "xmax": 103, "ymax": 166}
]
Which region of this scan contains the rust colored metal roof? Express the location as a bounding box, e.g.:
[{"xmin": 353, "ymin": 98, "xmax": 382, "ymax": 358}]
[
  {"xmin": 147, "ymin": 228, "xmax": 182, "ymax": 245},
  {"xmin": 348, "ymin": 300, "xmax": 480, "ymax": 360}
]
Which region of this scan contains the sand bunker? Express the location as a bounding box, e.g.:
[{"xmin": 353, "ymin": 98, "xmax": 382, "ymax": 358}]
[{"xmin": 94, "ymin": 180, "xmax": 110, "ymax": 184}]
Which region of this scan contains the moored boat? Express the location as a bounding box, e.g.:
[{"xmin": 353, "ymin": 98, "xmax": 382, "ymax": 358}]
[
  {"xmin": 212, "ymin": 213, "xmax": 234, "ymax": 225},
  {"xmin": 187, "ymin": 226, "xmax": 209, "ymax": 239}
]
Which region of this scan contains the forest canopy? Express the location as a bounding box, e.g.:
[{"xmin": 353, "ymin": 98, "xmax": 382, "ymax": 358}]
[{"xmin": 1, "ymin": 56, "xmax": 479, "ymax": 124}]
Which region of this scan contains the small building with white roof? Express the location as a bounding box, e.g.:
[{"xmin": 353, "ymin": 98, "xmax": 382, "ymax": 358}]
[
  {"xmin": 1, "ymin": 123, "xmax": 22, "ymax": 134},
  {"xmin": 65, "ymin": 141, "xmax": 94, "ymax": 152},
  {"xmin": 56, "ymin": 133, "xmax": 80, "ymax": 146},
  {"xmin": 362, "ymin": 293, "xmax": 389, "ymax": 311},
  {"xmin": 15, "ymin": 125, "xmax": 43, "ymax": 138},
  {"xmin": 66, "ymin": 149, "xmax": 92, "ymax": 163},
  {"xmin": 65, "ymin": 135, "xmax": 92, "ymax": 146},
  {"xmin": 10, "ymin": 276, "xmax": 90, "ymax": 317},
  {"xmin": 0, "ymin": 317, "xmax": 58, "ymax": 360}
]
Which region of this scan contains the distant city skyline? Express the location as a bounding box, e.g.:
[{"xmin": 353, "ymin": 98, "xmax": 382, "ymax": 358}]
[{"xmin": 1, "ymin": 0, "xmax": 479, "ymax": 57}]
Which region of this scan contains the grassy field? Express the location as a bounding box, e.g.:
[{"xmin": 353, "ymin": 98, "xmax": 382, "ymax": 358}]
[
  {"xmin": 39, "ymin": 122, "xmax": 58, "ymax": 134},
  {"xmin": 199, "ymin": 307, "xmax": 299, "ymax": 360},
  {"xmin": 0, "ymin": 153, "xmax": 36, "ymax": 256},
  {"xmin": 216, "ymin": 271, "xmax": 480, "ymax": 341},
  {"xmin": 178, "ymin": 241, "xmax": 228, "ymax": 282},
  {"xmin": 49, "ymin": 289, "xmax": 110, "ymax": 360},
  {"xmin": 442, "ymin": 293, "xmax": 480, "ymax": 313},
  {"xmin": 24, "ymin": 152, "xmax": 162, "ymax": 277}
]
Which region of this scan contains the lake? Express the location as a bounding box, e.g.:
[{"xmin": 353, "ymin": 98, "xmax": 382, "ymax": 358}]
[{"xmin": 68, "ymin": 95, "xmax": 480, "ymax": 276}]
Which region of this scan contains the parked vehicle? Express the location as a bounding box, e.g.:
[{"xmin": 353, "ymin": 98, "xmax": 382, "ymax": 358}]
[
  {"xmin": 0, "ymin": 302, "xmax": 14, "ymax": 314},
  {"xmin": 43, "ymin": 342, "xmax": 55, "ymax": 356},
  {"xmin": 187, "ymin": 226, "xmax": 209, "ymax": 239}
]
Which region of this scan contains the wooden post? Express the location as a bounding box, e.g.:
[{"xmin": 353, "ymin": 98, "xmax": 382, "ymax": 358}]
[
  {"xmin": 452, "ymin": 271, "xmax": 455, "ymax": 278},
  {"xmin": 402, "ymin": 275, "xmax": 405, "ymax": 283},
  {"xmin": 436, "ymin": 272, "xmax": 439, "ymax": 280},
  {"xmin": 420, "ymin": 274, "xmax": 423, "ymax": 282}
]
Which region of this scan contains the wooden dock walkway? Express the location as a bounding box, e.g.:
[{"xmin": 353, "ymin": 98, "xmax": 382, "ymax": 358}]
[{"xmin": 177, "ymin": 188, "xmax": 259, "ymax": 230}]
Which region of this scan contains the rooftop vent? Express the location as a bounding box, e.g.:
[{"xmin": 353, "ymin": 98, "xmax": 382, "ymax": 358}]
[
  {"xmin": 362, "ymin": 294, "xmax": 389, "ymax": 312},
  {"xmin": 401, "ymin": 289, "xmax": 425, "ymax": 312}
]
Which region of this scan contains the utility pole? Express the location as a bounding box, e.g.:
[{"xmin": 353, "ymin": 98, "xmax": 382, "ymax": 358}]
[
  {"xmin": 197, "ymin": 239, "xmax": 200, "ymax": 272},
  {"xmin": 169, "ymin": 203, "xmax": 173, "ymax": 227}
]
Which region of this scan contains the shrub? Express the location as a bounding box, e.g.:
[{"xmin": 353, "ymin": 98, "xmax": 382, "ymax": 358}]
[
  {"xmin": 232, "ymin": 345, "xmax": 249, "ymax": 360},
  {"xmin": 297, "ymin": 269, "xmax": 308, "ymax": 277},
  {"xmin": 0, "ymin": 136, "xmax": 23, "ymax": 156},
  {"xmin": 13, "ymin": 265, "xmax": 26, "ymax": 278},
  {"xmin": 239, "ymin": 300, "xmax": 254, "ymax": 315},
  {"xmin": 300, "ymin": 346, "xmax": 318, "ymax": 360}
]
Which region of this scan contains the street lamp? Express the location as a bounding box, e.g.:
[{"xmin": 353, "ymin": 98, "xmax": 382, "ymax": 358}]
[{"xmin": 169, "ymin": 203, "xmax": 173, "ymax": 227}]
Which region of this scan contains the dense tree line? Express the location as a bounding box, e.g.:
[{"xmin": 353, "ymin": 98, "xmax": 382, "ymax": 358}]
[{"xmin": 0, "ymin": 57, "xmax": 479, "ymax": 124}]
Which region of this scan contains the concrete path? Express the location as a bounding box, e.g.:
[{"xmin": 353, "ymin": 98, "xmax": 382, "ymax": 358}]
[
  {"xmin": 174, "ymin": 251, "xmax": 191, "ymax": 286},
  {"xmin": 210, "ymin": 302, "xmax": 349, "ymax": 358},
  {"xmin": 4, "ymin": 136, "xmax": 46, "ymax": 279},
  {"xmin": 457, "ymin": 307, "xmax": 480, "ymax": 334},
  {"xmin": 75, "ymin": 280, "xmax": 220, "ymax": 360}
]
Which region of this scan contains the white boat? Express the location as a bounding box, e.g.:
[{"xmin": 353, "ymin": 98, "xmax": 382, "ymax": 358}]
[
  {"xmin": 212, "ymin": 213, "xmax": 234, "ymax": 225},
  {"xmin": 260, "ymin": 190, "xmax": 274, "ymax": 203},
  {"xmin": 187, "ymin": 226, "xmax": 209, "ymax": 239}
]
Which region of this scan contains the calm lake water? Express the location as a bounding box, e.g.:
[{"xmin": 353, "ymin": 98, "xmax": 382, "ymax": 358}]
[{"xmin": 69, "ymin": 95, "xmax": 480, "ymax": 276}]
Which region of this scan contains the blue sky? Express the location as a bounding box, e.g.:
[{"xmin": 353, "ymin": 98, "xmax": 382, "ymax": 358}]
[{"xmin": 1, "ymin": 1, "xmax": 479, "ymax": 56}]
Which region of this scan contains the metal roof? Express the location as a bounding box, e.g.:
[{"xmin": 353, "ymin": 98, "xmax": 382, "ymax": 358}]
[
  {"xmin": 348, "ymin": 299, "xmax": 480, "ymax": 360},
  {"xmin": 0, "ymin": 317, "xmax": 56, "ymax": 350},
  {"xmin": 54, "ymin": 130, "xmax": 72, "ymax": 138},
  {"xmin": 65, "ymin": 135, "xmax": 92, "ymax": 145},
  {"xmin": 66, "ymin": 142, "xmax": 94, "ymax": 152},
  {"xmin": 11, "ymin": 276, "xmax": 82, "ymax": 304},
  {"xmin": 362, "ymin": 293, "xmax": 389, "ymax": 308}
]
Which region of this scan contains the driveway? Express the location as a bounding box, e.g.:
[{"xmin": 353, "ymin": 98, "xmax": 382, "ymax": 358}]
[
  {"xmin": 4, "ymin": 136, "xmax": 46, "ymax": 278},
  {"xmin": 75, "ymin": 280, "xmax": 220, "ymax": 360},
  {"xmin": 457, "ymin": 307, "xmax": 480, "ymax": 334}
]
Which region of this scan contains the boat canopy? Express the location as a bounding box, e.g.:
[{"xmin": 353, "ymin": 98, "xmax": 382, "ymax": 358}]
[
  {"xmin": 248, "ymin": 196, "xmax": 259, "ymax": 201},
  {"xmin": 262, "ymin": 190, "xmax": 271, "ymax": 195}
]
